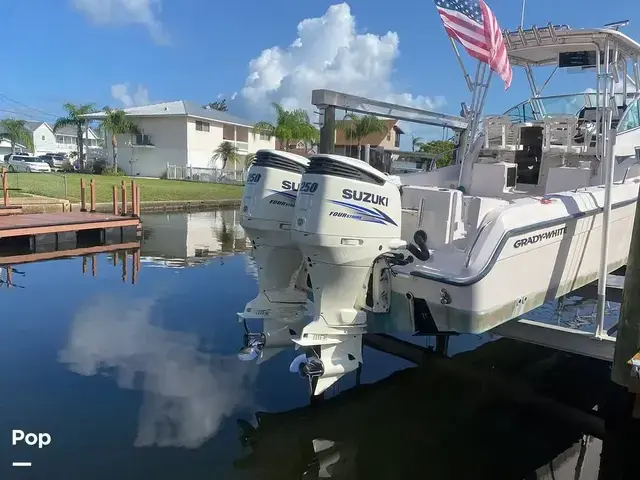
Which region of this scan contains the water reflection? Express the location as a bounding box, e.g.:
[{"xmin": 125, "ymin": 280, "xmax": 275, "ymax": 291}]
[
  {"xmin": 140, "ymin": 210, "xmax": 251, "ymax": 268},
  {"xmin": 59, "ymin": 295, "xmax": 258, "ymax": 449}
]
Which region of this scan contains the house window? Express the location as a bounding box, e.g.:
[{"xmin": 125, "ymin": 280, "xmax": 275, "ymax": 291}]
[
  {"xmin": 41, "ymin": 135, "xmax": 45, "ymax": 141},
  {"xmin": 135, "ymin": 134, "xmax": 153, "ymax": 146},
  {"xmin": 56, "ymin": 135, "xmax": 64, "ymax": 144},
  {"xmin": 196, "ymin": 120, "xmax": 210, "ymax": 132},
  {"xmin": 259, "ymin": 132, "xmax": 270, "ymax": 141}
]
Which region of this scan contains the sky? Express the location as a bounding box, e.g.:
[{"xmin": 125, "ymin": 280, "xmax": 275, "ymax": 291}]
[{"xmin": 2, "ymin": 0, "xmax": 640, "ymax": 146}]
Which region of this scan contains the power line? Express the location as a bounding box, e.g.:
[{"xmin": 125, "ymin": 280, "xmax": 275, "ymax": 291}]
[
  {"xmin": 0, "ymin": 108, "xmax": 49, "ymax": 122},
  {"xmin": 0, "ymin": 94, "xmax": 58, "ymax": 119}
]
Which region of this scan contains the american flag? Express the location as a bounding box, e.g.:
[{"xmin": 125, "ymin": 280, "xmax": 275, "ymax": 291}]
[{"xmin": 434, "ymin": 0, "xmax": 512, "ymax": 89}]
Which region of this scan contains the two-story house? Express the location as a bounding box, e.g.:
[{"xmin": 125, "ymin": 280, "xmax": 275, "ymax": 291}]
[
  {"xmin": 334, "ymin": 119, "xmax": 404, "ymax": 158},
  {"xmin": 21, "ymin": 121, "xmax": 102, "ymax": 157},
  {"xmin": 84, "ymin": 101, "xmax": 276, "ymax": 177}
]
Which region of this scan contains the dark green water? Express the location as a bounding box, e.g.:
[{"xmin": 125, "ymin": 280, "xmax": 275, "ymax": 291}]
[{"xmin": 0, "ymin": 209, "xmax": 609, "ymax": 479}]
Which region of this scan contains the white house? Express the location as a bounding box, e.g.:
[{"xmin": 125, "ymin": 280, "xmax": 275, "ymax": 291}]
[
  {"xmin": 22, "ymin": 121, "xmax": 102, "ymax": 157},
  {"xmin": 84, "ymin": 100, "xmax": 276, "ymax": 178},
  {"xmin": 0, "ymin": 139, "xmax": 27, "ymax": 157}
]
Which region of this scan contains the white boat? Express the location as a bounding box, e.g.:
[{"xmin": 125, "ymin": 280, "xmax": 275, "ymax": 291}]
[{"xmin": 239, "ymin": 23, "xmax": 640, "ymax": 394}]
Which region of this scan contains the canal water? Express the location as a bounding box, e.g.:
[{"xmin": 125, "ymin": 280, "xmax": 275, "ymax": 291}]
[{"xmin": 0, "ymin": 208, "xmax": 611, "ymax": 479}]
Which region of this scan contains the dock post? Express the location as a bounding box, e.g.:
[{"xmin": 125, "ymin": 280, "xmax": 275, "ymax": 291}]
[
  {"xmin": 2, "ymin": 168, "xmax": 8, "ymax": 207},
  {"xmin": 80, "ymin": 178, "xmax": 87, "ymax": 212},
  {"xmin": 91, "ymin": 254, "xmax": 97, "ymax": 277},
  {"xmin": 599, "ymin": 188, "xmax": 640, "ymax": 478},
  {"xmin": 136, "ymin": 184, "xmax": 141, "ymax": 216},
  {"xmin": 82, "ymin": 256, "xmax": 87, "ymax": 274},
  {"xmin": 112, "ymin": 185, "xmax": 118, "ymax": 215},
  {"xmin": 131, "ymin": 180, "xmax": 137, "ymax": 217},
  {"xmin": 89, "ymin": 179, "xmax": 96, "ymax": 213},
  {"xmin": 120, "ymin": 181, "xmax": 127, "ymax": 216},
  {"xmin": 121, "ymin": 251, "xmax": 127, "ymax": 283},
  {"xmin": 131, "ymin": 251, "xmax": 137, "ymax": 285}
]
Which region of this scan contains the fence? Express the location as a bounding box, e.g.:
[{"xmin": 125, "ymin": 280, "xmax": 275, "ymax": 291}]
[{"xmin": 166, "ymin": 165, "xmax": 246, "ymax": 185}]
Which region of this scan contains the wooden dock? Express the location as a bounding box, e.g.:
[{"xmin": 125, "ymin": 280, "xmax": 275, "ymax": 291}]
[{"xmin": 0, "ymin": 170, "xmax": 142, "ymax": 257}]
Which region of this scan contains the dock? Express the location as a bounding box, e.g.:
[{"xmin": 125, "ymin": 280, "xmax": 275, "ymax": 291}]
[{"xmin": 0, "ymin": 170, "xmax": 142, "ymax": 257}]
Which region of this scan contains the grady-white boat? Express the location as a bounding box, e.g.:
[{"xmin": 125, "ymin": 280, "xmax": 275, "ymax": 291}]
[{"xmin": 239, "ymin": 23, "xmax": 640, "ymax": 394}]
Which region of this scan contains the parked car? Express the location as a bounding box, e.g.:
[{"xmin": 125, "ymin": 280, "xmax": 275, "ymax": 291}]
[
  {"xmin": 6, "ymin": 154, "xmax": 51, "ymax": 173},
  {"xmin": 39, "ymin": 153, "xmax": 65, "ymax": 170}
]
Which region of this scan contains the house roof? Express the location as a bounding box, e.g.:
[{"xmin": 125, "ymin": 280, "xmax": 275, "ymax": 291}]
[
  {"xmin": 83, "ymin": 100, "xmax": 255, "ymax": 128},
  {"xmin": 22, "ymin": 121, "xmax": 45, "ymax": 132},
  {"xmin": 335, "ymin": 119, "xmax": 404, "ymax": 146}
]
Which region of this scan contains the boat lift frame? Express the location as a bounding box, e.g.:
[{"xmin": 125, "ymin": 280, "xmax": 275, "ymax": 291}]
[{"xmin": 311, "ymin": 89, "xmax": 469, "ymax": 155}]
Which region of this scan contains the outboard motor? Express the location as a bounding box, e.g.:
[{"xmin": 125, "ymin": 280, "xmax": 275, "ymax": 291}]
[
  {"xmin": 290, "ymin": 154, "xmax": 405, "ymax": 394},
  {"xmin": 238, "ymin": 149, "xmax": 311, "ymax": 363}
]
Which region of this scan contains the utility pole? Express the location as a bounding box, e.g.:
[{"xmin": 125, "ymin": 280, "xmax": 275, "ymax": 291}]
[{"xmin": 520, "ymin": 0, "xmax": 526, "ymax": 28}]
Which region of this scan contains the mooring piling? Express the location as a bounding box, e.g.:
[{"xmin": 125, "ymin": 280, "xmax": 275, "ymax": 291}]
[
  {"xmin": 89, "ymin": 179, "xmax": 96, "ymax": 213},
  {"xmin": 2, "ymin": 168, "xmax": 8, "ymax": 207},
  {"xmin": 80, "ymin": 178, "xmax": 87, "ymax": 212}
]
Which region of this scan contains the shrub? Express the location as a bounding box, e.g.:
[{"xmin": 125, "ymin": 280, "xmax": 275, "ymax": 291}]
[
  {"xmin": 103, "ymin": 165, "xmax": 128, "ymax": 176},
  {"xmin": 92, "ymin": 158, "xmax": 109, "ymax": 175}
]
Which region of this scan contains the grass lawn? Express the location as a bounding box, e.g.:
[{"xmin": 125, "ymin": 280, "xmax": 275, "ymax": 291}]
[{"xmin": 5, "ymin": 173, "xmax": 244, "ymax": 203}]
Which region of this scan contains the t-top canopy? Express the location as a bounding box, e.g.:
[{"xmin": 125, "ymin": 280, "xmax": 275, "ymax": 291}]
[{"xmin": 503, "ymin": 25, "xmax": 640, "ymax": 67}]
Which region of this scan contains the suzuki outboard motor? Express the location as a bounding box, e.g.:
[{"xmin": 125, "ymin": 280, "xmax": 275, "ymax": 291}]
[
  {"xmin": 291, "ymin": 154, "xmax": 405, "ymax": 394},
  {"xmin": 238, "ymin": 149, "xmax": 311, "ymax": 363}
]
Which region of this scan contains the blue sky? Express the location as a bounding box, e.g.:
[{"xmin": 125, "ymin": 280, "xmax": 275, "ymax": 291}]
[{"xmin": 3, "ymin": 0, "xmax": 639, "ymax": 143}]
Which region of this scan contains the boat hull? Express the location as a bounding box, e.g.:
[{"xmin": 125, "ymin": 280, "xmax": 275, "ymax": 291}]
[{"xmin": 388, "ymin": 189, "xmax": 638, "ymax": 334}]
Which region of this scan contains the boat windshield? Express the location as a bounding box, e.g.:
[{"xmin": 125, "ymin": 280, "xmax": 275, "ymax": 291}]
[
  {"xmin": 505, "ymin": 93, "xmax": 597, "ymax": 122},
  {"xmin": 505, "ymin": 92, "xmax": 636, "ymax": 123}
]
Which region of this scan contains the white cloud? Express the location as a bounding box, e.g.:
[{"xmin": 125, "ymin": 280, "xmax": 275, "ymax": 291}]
[
  {"xmin": 72, "ymin": 0, "xmax": 169, "ymax": 44},
  {"xmin": 241, "ymin": 3, "xmax": 446, "ymax": 117},
  {"xmin": 59, "ymin": 296, "xmax": 257, "ymax": 448},
  {"xmin": 111, "ymin": 83, "xmax": 150, "ymax": 107}
]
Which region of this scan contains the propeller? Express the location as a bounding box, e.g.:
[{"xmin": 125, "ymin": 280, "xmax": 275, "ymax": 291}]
[
  {"xmin": 289, "ymin": 353, "xmax": 325, "ymax": 394},
  {"xmin": 237, "ymin": 333, "xmax": 266, "ymax": 361}
]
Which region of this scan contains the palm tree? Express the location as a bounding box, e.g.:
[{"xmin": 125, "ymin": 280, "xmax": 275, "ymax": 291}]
[
  {"xmin": 411, "ymin": 134, "xmax": 423, "ymax": 152},
  {"xmin": 337, "ymin": 113, "xmax": 388, "ymax": 159},
  {"xmin": 254, "ymin": 102, "xmax": 319, "ymax": 151},
  {"xmin": 213, "ymin": 141, "xmax": 239, "ymax": 170},
  {"xmin": 100, "ymin": 107, "xmax": 140, "ymax": 169},
  {"xmin": 0, "ymin": 118, "xmax": 33, "ymax": 153},
  {"xmin": 204, "ymin": 100, "xmax": 228, "ymax": 111},
  {"xmin": 53, "ymin": 103, "xmax": 96, "ymax": 168}
]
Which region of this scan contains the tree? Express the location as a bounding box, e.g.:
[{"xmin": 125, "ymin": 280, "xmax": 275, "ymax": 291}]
[
  {"xmin": 0, "ymin": 118, "xmax": 33, "ymax": 153},
  {"xmin": 420, "ymin": 140, "xmax": 457, "ymax": 168},
  {"xmin": 100, "ymin": 107, "xmax": 140, "ymax": 169},
  {"xmin": 204, "ymin": 100, "xmax": 228, "ymax": 112},
  {"xmin": 336, "ymin": 113, "xmax": 388, "ymax": 159},
  {"xmin": 53, "ymin": 103, "xmax": 96, "ymax": 168},
  {"xmin": 213, "ymin": 141, "xmax": 239, "ymax": 170},
  {"xmin": 411, "ymin": 134, "xmax": 423, "ymax": 152},
  {"xmin": 254, "ymin": 102, "xmax": 319, "ymax": 151}
]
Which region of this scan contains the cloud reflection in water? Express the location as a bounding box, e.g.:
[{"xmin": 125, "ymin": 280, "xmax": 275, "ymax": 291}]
[{"xmin": 59, "ymin": 296, "xmax": 256, "ymax": 449}]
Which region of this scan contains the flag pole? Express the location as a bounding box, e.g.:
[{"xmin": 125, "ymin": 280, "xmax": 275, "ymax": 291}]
[
  {"xmin": 520, "ymin": 0, "xmax": 526, "ymax": 28},
  {"xmin": 448, "ymin": 37, "xmax": 474, "ymax": 91}
]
